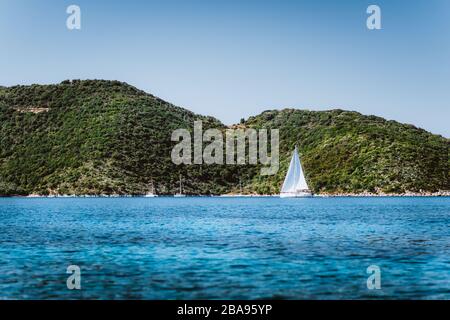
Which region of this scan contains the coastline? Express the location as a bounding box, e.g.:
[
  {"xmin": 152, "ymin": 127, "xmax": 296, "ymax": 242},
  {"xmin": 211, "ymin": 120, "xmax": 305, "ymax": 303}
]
[
  {"xmin": 0, "ymin": 190, "xmax": 448, "ymax": 198},
  {"xmin": 316, "ymin": 190, "xmax": 450, "ymax": 197}
]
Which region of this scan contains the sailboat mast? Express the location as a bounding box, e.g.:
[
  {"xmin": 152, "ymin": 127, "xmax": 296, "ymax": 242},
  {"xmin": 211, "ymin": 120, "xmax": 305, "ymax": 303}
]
[{"xmin": 179, "ymin": 174, "xmax": 182, "ymax": 194}]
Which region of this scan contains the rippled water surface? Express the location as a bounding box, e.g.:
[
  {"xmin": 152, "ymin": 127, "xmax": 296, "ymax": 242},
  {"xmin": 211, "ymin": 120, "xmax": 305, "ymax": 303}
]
[{"xmin": 0, "ymin": 197, "xmax": 449, "ymax": 299}]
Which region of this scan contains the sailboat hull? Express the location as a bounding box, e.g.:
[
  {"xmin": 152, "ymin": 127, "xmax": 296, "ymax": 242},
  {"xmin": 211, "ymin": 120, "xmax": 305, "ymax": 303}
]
[{"xmin": 280, "ymin": 191, "xmax": 313, "ymax": 198}]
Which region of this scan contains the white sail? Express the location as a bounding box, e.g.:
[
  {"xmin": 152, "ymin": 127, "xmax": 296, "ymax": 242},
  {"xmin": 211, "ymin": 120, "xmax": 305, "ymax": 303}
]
[
  {"xmin": 280, "ymin": 146, "xmax": 311, "ymax": 197},
  {"xmin": 295, "ymin": 154, "xmax": 309, "ymax": 191},
  {"xmin": 281, "ymin": 150, "xmax": 298, "ymax": 193}
]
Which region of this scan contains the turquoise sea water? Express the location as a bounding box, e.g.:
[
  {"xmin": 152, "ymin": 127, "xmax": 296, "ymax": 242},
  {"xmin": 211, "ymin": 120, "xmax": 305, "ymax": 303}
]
[{"xmin": 0, "ymin": 197, "xmax": 449, "ymax": 299}]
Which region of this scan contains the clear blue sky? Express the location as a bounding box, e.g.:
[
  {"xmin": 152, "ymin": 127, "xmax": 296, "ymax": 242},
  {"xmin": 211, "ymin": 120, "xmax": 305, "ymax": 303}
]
[{"xmin": 1, "ymin": 0, "xmax": 449, "ymax": 137}]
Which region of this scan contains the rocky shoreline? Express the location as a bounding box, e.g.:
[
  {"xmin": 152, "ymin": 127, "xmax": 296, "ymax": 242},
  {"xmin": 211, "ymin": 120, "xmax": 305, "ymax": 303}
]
[
  {"xmin": 318, "ymin": 190, "xmax": 450, "ymax": 197},
  {"xmin": 5, "ymin": 190, "xmax": 448, "ymax": 198},
  {"xmin": 2, "ymin": 185, "xmax": 447, "ymax": 200}
]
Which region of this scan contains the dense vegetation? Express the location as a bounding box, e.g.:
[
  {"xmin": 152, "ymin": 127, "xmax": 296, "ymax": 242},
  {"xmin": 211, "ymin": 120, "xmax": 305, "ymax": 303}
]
[
  {"xmin": 0, "ymin": 80, "xmax": 241, "ymax": 195},
  {"xmin": 0, "ymin": 80, "xmax": 448, "ymax": 195},
  {"xmin": 242, "ymin": 109, "xmax": 449, "ymax": 194}
]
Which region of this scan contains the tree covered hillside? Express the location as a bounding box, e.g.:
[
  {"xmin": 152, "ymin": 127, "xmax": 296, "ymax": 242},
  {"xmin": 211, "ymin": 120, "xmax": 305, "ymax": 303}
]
[
  {"xmin": 241, "ymin": 109, "xmax": 449, "ymax": 194},
  {"xmin": 0, "ymin": 80, "xmax": 448, "ymax": 195},
  {"xmin": 0, "ymin": 80, "xmax": 241, "ymax": 195}
]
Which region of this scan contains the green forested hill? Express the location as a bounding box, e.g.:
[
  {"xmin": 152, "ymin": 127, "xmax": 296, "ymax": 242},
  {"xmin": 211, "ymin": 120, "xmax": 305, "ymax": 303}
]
[
  {"xmin": 241, "ymin": 109, "xmax": 449, "ymax": 194},
  {"xmin": 0, "ymin": 80, "xmax": 448, "ymax": 195},
  {"xmin": 0, "ymin": 80, "xmax": 240, "ymax": 195}
]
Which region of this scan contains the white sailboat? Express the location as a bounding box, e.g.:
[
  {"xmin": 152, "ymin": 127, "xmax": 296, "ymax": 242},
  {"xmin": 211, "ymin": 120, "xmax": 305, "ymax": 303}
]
[
  {"xmin": 144, "ymin": 180, "xmax": 157, "ymax": 197},
  {"xmin": 174, "ymin": 174, "xmax": 186, "ymax": 197},
  {"xmin": 280, "ymin": 146, "xmax": 313, "ymax": 198}
]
